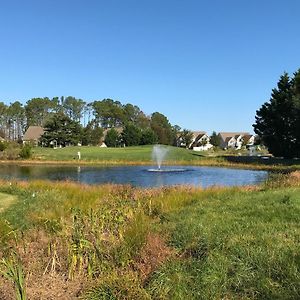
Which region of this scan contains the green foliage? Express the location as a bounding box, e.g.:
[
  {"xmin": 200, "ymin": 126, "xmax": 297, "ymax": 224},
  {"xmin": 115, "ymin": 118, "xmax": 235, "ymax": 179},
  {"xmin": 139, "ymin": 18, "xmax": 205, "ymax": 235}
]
[
  {"xmin": 0, "ymin": 141, "xmax": 7, "ymax": 151},
  {"xmin": 140, "ymin": 128, "xmax": 158, "ymax": 145},
  {"xmin": 41, "ymin": 113, "xmax": 82, "ymax": 147},
  {"xmin": 122, "ymin": 123, "xmax": 142, "ymax": 146},
  {"xmin": 105, "ymin": 128, "xmax": 120, "ymax": 147},
  {"xmin": 1, "ymin": 253, "xmax": 26, "ymax": 300},
  {"xmin": 180, "ymin": 129, "xmax": 194, "ymax": 148},
  {"xmin": 82, "ymin": 121, "xmax": 104, "ymax": 146},
  {"xmin": 62, "ymin": 96, "xmax": 86, "ymax": 122},
  {"xmin": 84, "ymin": 271, "xmax": 150, "ymax": 300},
  {"xmin": 93, "ymin": 99, "xmax": 125, "ymax": 128},
  {"xmin": 19, "ymin": 144, "xmax": 32, "ymax": 159},
  {"xmin": 253, "ymin": 69, "xmax": 300, "ymax": 158},
  {"xmin": 210, "ymin": 131, "xmax": 221, "ymax": 147},
  {"xmin": 150, "ymin": 112, "xmax": 174, "ymax": 145}
]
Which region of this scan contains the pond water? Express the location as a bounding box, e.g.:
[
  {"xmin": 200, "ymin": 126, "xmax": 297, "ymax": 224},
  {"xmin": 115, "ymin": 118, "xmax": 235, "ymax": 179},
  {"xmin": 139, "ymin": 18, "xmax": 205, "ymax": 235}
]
[{"xmin": 0, "ymin": 165, "xmax": 268, "ymax": 188}]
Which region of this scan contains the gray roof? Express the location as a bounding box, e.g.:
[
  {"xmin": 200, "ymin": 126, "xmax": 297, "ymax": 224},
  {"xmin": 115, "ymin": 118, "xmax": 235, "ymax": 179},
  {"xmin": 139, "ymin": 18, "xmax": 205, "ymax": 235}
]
[
  {"xmin": 23, "ymin": 126, "xmax": 44, "ymax": 141},
  {"xmin": 218, "ymin": 132, "xmax": 250, "ymax": 142}
]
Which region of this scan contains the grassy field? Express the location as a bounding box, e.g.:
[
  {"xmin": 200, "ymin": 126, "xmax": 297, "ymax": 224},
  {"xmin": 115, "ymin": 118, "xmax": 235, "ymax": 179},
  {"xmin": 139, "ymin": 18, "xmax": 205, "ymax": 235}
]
[
  {"xmin": 0, "ymin": 173, "xmax": 299, "ymax": 299},
  {"xmin": 32, "ymin": 145, "xmax": 201, "ymax": 163},
  {"xmin": 0, "ymin": 145, "xmax": 292, "ymax": 171}
]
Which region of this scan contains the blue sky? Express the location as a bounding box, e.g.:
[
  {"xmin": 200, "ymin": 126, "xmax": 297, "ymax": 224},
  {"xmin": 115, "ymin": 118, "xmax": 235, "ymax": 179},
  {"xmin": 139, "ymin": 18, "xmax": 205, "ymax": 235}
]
[{"xmin": 0, "ymin": 0, "xmax": 299, "ymax": 133}]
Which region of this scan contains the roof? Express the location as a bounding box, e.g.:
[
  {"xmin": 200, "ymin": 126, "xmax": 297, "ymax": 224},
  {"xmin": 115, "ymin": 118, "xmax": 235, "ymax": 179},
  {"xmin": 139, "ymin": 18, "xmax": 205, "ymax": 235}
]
[
  {"xmin": 23, "ymin": 126, "xmax": 44, "ymax": 141},
  {"xmin": 192, "ymin": 131, "xmax": 206, "ymax": 138},
  {"xmin": 218, "ymin": 132, "xmax": 250, "ymax": 141},
  {"xmin": 103, "ymin": 127, "xmax": 123, "ymax": 138}
]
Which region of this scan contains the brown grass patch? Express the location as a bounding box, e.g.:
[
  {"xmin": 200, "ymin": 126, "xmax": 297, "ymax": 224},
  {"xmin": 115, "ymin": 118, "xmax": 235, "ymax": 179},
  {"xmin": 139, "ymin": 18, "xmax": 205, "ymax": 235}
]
[{"xmin": 135, "ymin": 233, "xmax": 175, "ymax": 281}]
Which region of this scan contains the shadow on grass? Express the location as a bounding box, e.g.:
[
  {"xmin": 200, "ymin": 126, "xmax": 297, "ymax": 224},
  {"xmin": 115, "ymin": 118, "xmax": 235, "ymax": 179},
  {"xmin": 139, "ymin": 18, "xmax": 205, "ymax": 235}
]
[{"xmin": 222, "ymin": 155, "xmax": 300, "ymax": 166}]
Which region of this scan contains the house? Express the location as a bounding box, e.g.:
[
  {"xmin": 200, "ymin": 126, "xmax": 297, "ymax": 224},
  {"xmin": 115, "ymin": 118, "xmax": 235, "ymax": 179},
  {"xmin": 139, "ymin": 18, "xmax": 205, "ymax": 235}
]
[
  {"xmin": 177, "ymin": 131, "xmax": 206, "ymax": 149},
  {"xmin": 191, "ymin": 132, "xmax": 213, "ymax": 151},
  {"xmin": 243, "ymin": 134, "xmax": 256, "ymax": 147},
  {"xmin": 218, "ymin": 132, "xmax": 251, "ymax": 149},
  {"xmin": 23, "ymin": 126, "xmax": 44, "ymax": 146}
]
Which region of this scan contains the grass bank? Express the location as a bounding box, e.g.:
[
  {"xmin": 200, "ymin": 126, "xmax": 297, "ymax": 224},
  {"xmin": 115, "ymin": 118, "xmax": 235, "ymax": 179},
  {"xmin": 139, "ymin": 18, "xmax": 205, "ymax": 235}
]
[
  {"xmin": 0, "ymin": 173, "xmax": 299, "ymax": 298},
  {"xmin": 2, "ymin": 145, "xmax": 300, "ymax": 171}
]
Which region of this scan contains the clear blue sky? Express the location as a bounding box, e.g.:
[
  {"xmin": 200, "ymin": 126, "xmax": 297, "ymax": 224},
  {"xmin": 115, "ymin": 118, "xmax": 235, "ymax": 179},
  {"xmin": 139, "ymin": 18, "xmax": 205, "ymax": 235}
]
[{"xmin": 0, "ymin": 0, "xmax": 299, "ymax": 133}]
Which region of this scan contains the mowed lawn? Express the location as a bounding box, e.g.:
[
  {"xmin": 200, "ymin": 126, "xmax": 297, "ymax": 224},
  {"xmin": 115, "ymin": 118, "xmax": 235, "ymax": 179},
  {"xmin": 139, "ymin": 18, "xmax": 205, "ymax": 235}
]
[{"xmin": 32, "ymin": 145, "xmax": 204, "ymax": 163}]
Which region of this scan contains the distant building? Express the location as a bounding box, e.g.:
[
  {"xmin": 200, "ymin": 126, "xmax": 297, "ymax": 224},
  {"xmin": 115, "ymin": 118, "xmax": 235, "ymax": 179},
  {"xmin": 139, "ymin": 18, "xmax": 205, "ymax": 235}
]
[
  {"xmin": 23, "ymin": 126, "xmax": 44, "ymax": 146},
  {"xmin": 218, "ymin": 132, "xmax": 252, "ymax": 149},
  {"xmin": 191, "ymin": 132, "xmax": 213, "ymax": 151}
]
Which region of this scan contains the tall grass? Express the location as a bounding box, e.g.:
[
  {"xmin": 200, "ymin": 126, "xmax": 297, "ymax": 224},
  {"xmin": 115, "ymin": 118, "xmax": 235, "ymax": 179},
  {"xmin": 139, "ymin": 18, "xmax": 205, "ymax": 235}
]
[
  {"xmin": 1, "ymin": 252, "xmax": 26, "ymax": 300},
  {"xmin": 0, "ymin": 173, "xmax": 299, "ymax": 298}
]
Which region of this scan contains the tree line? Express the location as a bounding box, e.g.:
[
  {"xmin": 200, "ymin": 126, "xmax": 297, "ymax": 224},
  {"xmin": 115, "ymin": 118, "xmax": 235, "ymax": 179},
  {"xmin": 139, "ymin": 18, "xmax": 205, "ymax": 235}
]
[{"xmin": 0, "ymin": 97, "xmax": 190, "ymax": 147}]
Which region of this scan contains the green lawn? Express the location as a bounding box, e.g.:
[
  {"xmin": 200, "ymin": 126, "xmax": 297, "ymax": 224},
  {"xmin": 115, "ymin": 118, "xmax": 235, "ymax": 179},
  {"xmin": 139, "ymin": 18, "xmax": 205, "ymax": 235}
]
[
  {"xmin": 28, "ymin": 145, "xmax": 300, "ymax": 171},
  {"xmin": 32, "ymin": 145, "xmax": 205, "ymax": 163}
]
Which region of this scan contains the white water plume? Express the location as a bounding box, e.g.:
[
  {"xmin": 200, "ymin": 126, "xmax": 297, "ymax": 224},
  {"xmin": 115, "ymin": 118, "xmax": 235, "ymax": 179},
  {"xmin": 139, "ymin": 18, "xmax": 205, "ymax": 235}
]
[{"xmin": 152, "ymin": 145, "xmax": 169, "ymax": 170}]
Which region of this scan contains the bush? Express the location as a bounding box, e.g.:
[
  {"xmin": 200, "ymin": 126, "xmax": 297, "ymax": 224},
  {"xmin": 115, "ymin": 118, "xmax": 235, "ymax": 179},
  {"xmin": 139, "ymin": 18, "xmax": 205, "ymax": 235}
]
[
  {"xmin": 19, "ymin": 144, "xmax": 32, "ymax": 159},
  {"xmin": 0, "ymin": 142, "xmax": 7, "ymax": 152}
]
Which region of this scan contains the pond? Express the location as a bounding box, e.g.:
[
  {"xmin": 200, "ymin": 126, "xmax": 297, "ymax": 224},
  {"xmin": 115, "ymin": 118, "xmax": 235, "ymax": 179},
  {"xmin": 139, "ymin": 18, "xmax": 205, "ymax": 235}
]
[{"xmin": 0, "ymin": 165, "xmax": 268, "ymax": 188}]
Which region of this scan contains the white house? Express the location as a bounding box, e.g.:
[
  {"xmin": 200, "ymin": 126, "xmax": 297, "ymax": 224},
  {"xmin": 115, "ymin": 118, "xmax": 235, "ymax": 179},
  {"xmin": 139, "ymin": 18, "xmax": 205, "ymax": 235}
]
[
  {"xmin": 218, "ymin": 132, "xmax": 252, "ymax": 150},
  {"xmin": 191, "ymin": 132, "xmax": 213, "ymax": 151}
]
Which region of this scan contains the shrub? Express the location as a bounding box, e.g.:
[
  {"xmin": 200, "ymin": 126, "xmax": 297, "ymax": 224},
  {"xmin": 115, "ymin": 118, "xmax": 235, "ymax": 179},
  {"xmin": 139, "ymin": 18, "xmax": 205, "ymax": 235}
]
[
  {"xmin": 0, "ymin": 142, "xmax": 7, "ymax": 152},
  {"xmin": 19, "ymin": 144, "xmax": 32, "ymax": 159}
]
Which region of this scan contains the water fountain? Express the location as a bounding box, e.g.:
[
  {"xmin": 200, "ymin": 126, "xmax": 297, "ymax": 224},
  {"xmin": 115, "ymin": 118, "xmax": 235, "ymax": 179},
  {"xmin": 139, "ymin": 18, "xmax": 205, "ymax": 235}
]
[{"xmin": 148, "ymin": 145, "xmax": 186, "ymax": 172}]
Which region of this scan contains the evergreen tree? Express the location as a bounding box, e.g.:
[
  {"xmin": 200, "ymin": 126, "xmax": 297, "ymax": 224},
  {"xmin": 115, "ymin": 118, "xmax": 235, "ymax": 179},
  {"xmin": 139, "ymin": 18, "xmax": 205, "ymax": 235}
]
[
  {"xmin": 210, "ymin": 131, "xmax": 221, "ymax": 147},
  {"xmin": 121, "ymin": 123, "xmax": 142, "ymax": 146},
  {"xmin": 253, "ymin": 70, "xmax": 300, "ymax": 158},
  {"xmin": 104, "ymin": 128, "xmax": 120, "ymax": 147},
  {"xmin": 140, "ymin": 128, "xmax": 158, "ymax": 145},
  {"xmin": 41, "ymin": 113, "xmax": 82, "ymax": 147}
]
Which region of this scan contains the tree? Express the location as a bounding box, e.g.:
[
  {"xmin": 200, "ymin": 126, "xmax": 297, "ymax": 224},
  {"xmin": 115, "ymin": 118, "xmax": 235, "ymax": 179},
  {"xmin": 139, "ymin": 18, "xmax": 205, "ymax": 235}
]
[
  {"xmin": 150, "ymin": 112, "xmax": 173, "ymax": 145},
  {"xmin": 25, "ymin": 97, "xmax": 56, "ymax": 127},
  {"xmin": 104, "ymin": 128, "xmax": 120, "ymax": 147},
  {"xmin": 180, "ymin": 129, "xmax": 194, "ymax": 148},
  {"xmin": 210, "ymin": 131, "xmax": 221, "ymax": 147},
  {"xmin": 92, "ymin": 99, "xmax": 125, "ymax": 128},
  {"xmin": 140, "ymin": 128, "xmax": 158, "ymax": 145},
  {"xmin": 253, "ymin": 70, "xmax": 300, "ymax": 158},
  {"xmin": 41, "ymin": 113, "xmax": 82, "ymax": 147},
  {"xmin": 63, "ymin": 96, "xmax": 86, "ymax": 122},
  {"xmin": 82, "ymin": 121, "xmax": 103, "ymax": 146},
  {"xmin": 121, "ymin": 123, "xmax": 142, "ymax": 146}
]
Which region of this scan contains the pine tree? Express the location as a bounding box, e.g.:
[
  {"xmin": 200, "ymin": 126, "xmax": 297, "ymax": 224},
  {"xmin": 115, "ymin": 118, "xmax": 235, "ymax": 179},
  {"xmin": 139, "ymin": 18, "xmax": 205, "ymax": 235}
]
[{"xmin": 253, "ymin": 70, "xmax": 300, "ymax": 158}]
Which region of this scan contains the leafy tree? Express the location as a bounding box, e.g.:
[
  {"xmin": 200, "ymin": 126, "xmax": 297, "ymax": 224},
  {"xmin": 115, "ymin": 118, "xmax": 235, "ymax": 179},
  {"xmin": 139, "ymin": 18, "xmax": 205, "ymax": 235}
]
[
  {"xmin": 63, "ymin": 96, "xmax": 86, "ymax": 122},
  {"xmin": 82, "ymin": 121, "xmax": 103, "ymax": 146},
  {"xmin": 121, "ymin": 123, "xmax": 142, "ymax": 146},
  {"xmin": 150, "ymin": 112, "xmax": 173, "ymax": 145},
  {"xmin": 104, "ymin": 128, "xmax": 120, "ymax": 147},
  {"xmin": 41, "ymin": 113, "xmax": 82, "ymax": 147},
  {"xmin": 210, "ymin": 131, "xmax": 221, "ymax": 147},
  {"xmin": 140, "ymin": 128, "xmax": 158, "ymax": 145},
  {"xmin": 93, "ymin": 99, "xmax": 125, "ymax": 128},
  {"xmin": 253, "ymin": 70, "xmax": 300, "ymax": 158},
  {"xmin": 25, "ymin": 97, "xmax": 56, "ymax": 127}
]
